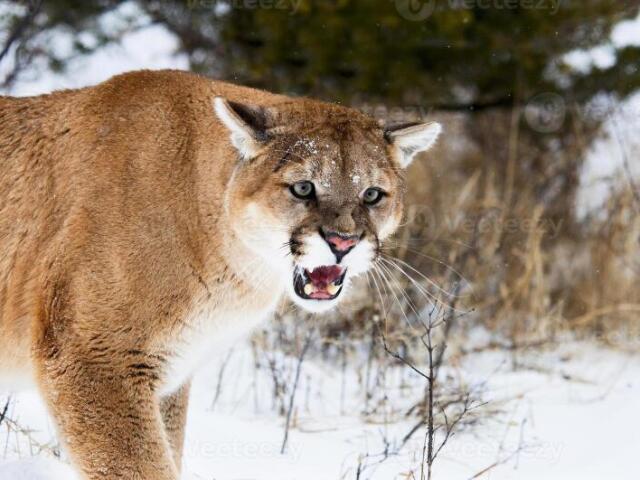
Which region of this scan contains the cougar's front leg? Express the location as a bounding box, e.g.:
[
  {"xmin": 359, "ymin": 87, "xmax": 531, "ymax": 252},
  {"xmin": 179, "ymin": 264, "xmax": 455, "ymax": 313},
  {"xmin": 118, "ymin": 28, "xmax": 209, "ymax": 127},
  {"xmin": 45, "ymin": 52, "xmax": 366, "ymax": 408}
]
[
  {"xmin": 160, "ymin": 382, "xmax": 191, "ymax": 473},
  {"xmin": 37, "ymin": 351, "xmax": 178, "ymax": 480}
]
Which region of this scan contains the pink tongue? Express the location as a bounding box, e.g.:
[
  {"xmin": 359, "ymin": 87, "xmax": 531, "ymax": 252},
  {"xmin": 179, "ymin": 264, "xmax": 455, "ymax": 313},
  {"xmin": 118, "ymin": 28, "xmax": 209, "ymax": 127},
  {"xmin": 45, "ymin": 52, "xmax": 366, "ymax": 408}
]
[{"xmin": 307, "ymin": 266, "xmax": 342, "ymax": 288}]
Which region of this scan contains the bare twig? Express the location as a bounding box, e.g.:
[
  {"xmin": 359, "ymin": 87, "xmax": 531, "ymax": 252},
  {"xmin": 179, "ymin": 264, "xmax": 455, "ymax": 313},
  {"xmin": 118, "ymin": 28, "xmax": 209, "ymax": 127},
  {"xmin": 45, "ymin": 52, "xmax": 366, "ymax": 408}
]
[
  {"xmin": 0, "ymin": 0, "xmax": 43, "ymax": 64},
  {"xmin": 210, "ymin": 348, "xmax": 234, "ymax": 411},
  {"xmin": 0, "ymin": 397, "xmax": 10, "ymax": 428},
  {"xmin": 467, "ymin": 445, "xmax": 526, "ymax": 479},
  {"xmin": 378, "ymin": 326, "xmax": 431, "ymax": 382},
  {"xmin": 424, "ymin": 314, "xmax": 435, "ymax": 480},
  {"xmin": 280, "ymin": 328, "xmax": 314, "ymax": 454},
  {"xmin": 0, "ymin": 401, "xmax": 60, "ymax": 458},
  {"xmin": 0, "ymin": 0, "xmax": 43, "ymax": 89}
]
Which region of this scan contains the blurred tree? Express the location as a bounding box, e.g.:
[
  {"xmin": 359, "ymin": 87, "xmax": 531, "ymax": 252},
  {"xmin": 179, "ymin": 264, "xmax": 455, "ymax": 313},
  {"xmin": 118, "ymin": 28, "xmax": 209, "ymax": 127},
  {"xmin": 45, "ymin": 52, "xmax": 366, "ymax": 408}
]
[
  {"xmin": 1, "ymin": 0, "xmax": 639, "ymax": 107},
  {"xmin": 0, "ymin": 0, "xmax": 139, "ymax": 88},
  {"xmin": 151, "ymin": 0, "xmax": 640, "ymax": 108}
]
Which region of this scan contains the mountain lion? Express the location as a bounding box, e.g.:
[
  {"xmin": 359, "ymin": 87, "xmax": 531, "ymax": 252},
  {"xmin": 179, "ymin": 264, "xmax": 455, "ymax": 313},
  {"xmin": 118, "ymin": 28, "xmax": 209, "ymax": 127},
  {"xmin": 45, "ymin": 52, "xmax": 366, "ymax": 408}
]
[{"xmin": 0, "ymin": 69, "xmax": 441, "ymax": 479}]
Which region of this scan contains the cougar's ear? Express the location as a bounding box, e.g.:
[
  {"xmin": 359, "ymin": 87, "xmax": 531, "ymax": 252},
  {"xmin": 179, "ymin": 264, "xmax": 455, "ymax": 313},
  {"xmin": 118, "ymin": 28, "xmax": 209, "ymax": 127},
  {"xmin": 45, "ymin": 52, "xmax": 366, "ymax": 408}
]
[
  {"xmin": 213, "ymin": 97, "xmax": 273, "ymax": 160},
  {"xmin": 384, "ymin": 121, "xmax": 442, "ymax": 168}
]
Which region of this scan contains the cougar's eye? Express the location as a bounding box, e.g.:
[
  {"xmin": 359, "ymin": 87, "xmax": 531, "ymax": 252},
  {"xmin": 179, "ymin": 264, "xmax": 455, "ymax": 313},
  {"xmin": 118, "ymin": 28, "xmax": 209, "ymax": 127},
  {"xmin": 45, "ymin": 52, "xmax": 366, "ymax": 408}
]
[
  {"xmin": 290, "ymin": 181, "xmax": 315, "ymax": 200},
  {"xmin": 362, "ymin": 187, "xmax": 384, "ymax": 205}
]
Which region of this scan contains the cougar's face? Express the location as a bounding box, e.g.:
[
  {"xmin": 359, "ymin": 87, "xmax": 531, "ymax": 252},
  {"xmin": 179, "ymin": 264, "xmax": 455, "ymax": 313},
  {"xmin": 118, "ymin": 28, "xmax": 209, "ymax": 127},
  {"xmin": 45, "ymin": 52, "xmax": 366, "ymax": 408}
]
[{"xmin": 216, "ymin": 98, "xmax": 441, "ymax": 313}]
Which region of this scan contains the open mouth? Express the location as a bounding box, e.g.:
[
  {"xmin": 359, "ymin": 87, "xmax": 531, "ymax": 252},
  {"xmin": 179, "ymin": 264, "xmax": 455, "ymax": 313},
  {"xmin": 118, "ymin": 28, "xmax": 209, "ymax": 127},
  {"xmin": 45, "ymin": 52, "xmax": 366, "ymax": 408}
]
[{"xmin": 294, "ymin": 265, "xmax": 347, "ymax": 301}]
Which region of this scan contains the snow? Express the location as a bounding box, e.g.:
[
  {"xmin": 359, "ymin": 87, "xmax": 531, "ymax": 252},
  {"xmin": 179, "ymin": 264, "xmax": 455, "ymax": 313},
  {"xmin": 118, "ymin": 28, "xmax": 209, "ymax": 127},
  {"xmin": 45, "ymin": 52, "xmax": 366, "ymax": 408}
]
[
  {"xmin": 0, "ymin": 459, "xmax": 78, "ymax": 480},
  {"xmin": 563, "ymin": 45, "xmax": 617, "ymax": 74},
  {"xmin": 612, "ymin": 13, "xmax": 640, "ymax": 48},
  {"xmin": 0, "ymin": 2, "xmax": 188, "ymax": 97},
  {"xmin": 566, "ymin": 10, "xmax": 640, "ymax": 218},
  {"xmin": 293, "ymin": 138, "xmax": 320, "ymax": 155},
  {"xmin": 562, "ymin": 12, "xmax": 640, "ymax": 75},
  {"xmin": 575, "ymin": 91, "xmax": 640, "ymax": 218},
  {"xmin": 1, "ymin": 341, "xmax": 639, "ymax": 479}
]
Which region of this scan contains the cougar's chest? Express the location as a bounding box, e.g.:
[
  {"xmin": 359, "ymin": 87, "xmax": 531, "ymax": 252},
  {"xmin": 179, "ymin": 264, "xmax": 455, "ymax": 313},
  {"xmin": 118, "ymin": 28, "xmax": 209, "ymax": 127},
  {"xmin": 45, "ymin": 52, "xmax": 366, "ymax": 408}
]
[{"xmin": 159, "ymin": 291, "xmax": 282, "ymax": 396}]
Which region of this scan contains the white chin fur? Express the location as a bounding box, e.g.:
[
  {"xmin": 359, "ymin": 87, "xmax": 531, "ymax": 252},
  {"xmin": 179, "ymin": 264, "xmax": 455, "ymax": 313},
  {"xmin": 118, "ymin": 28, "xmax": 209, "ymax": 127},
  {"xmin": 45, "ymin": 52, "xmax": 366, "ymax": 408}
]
[
  {"xmin": 290, "ymin": 294, "xmax": 343, "ymax": 313},
  {"xmin": 296, "ymin": 234, "xmax": 336, "ymax": 270}
]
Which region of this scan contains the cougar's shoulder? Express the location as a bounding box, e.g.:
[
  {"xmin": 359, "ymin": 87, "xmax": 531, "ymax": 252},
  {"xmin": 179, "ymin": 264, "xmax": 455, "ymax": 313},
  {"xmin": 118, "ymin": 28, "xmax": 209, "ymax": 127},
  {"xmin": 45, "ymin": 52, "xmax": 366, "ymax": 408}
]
[{"xmin": 0, "ymin": 70, "xmax": 293, "ymax": 388}]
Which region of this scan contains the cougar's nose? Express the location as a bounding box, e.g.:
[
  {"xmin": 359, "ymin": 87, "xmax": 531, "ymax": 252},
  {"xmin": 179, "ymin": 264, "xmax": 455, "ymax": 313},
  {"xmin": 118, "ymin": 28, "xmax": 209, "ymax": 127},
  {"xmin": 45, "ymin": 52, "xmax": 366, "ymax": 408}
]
[
  {"xmin": 327, "ymin": 234, "xmax": 358, "ymax": 251},
  {"xmin": 320, "ymin": 229, "xmax": 361, "ymax": 263}
]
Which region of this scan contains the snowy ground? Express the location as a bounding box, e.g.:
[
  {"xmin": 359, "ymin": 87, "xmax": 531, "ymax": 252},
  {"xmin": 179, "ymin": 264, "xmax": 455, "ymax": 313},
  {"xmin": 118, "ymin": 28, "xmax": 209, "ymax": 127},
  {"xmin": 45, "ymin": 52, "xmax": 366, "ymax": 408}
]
[{"xmin": 1, "ymin": 337, "xmax": 638, "ymax": 480}]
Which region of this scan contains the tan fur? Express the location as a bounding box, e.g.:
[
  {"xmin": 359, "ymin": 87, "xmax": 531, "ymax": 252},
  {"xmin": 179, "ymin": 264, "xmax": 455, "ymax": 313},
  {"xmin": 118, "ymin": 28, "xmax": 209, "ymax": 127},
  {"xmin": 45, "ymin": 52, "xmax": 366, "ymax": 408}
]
[{"xmin": 0, "ymin": 70, "xmax": 438, "ymax": 479}]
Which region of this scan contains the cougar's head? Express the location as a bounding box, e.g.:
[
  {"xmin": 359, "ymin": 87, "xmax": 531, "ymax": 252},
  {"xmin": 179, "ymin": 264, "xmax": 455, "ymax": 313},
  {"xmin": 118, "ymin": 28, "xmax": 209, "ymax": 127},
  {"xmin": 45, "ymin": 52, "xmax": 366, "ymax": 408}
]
[{"xmin": 215, "ymin": 96, "xmax": 441, "ymax": 313}]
